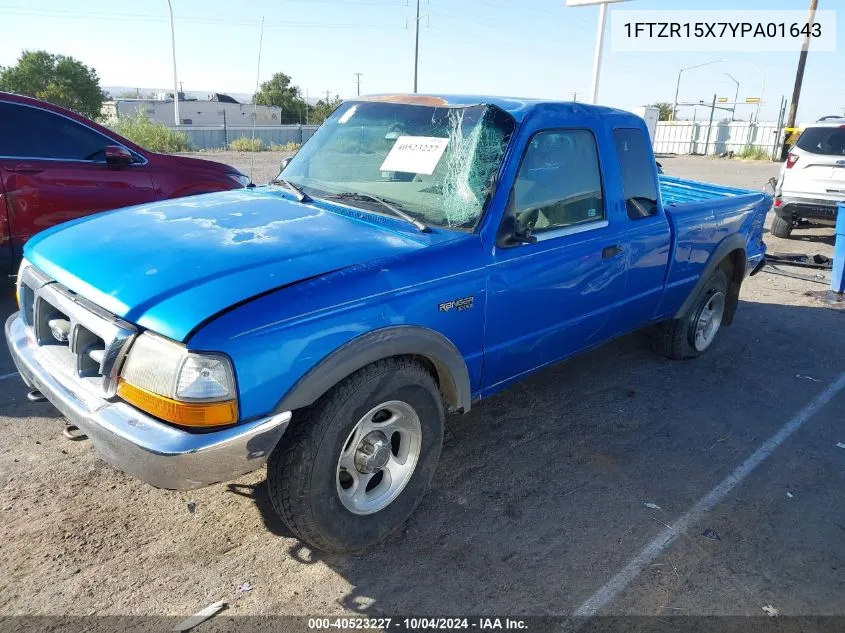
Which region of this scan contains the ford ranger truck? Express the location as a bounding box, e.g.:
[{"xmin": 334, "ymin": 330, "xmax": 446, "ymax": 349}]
[{"xmin": 6, "ymin": 95, "xmax": 769, "ymax": 553}]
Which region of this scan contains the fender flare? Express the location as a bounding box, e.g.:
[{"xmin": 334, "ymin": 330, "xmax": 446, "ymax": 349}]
[
  {"xmin": 674, "ymin": 234, "xmax": 747, "ymax": 325},
  {"xmin": 274, "ymin": 325, "xmax": 472, "ymax": 415}
]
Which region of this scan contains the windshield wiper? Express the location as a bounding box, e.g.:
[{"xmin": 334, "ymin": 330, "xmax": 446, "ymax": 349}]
[
  {"xmin": 326, "ymin": 192, "xmax": 429, "ymax": 233},
  {"xmin": 270, "ymin": 178, "xmax": 312, "ymax": 203}
]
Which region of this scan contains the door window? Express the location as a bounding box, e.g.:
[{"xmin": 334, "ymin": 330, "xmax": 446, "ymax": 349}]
[
  {"xmin": 613, "ymin": 128, "xmax": 659, "ymax": 220},
  {"xmin": 512, "ymin": 130, "xmax": 604, "ymax": 234},
  {"xmin": 0, "ymin": 102, "xmax": 113, "ymax": 161}
]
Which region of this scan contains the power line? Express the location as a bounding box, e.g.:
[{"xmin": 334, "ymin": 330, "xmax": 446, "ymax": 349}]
[
  {"xmin": 426, "ymin": 26, "xmax": 562, "ymax": 57},
  {"xmin": 0, "ymin": 6, "xmax": 403, "ymax": 29},
  {"xmin": 429, "ymin": 3, "xmax": 559, "ymax": 32},
  {"xmin": 468, "ymin": 0, "xmax": 563, "ymax": 21}
]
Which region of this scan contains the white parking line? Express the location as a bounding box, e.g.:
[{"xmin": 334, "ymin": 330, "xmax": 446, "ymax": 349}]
[
  {"xmin": 573, "ymin": 370, "xmax": 845, "ymax": 616},
  {"xmin": 0, "ymin": 372, "xmax": 20, "ymax": 381}
]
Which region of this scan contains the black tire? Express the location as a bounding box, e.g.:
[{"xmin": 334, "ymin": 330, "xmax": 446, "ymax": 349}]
[
  {"xmin": 652, "ymin": 268, "xmax": 729, "ymax": 360},
  {"xmin": 770, "ymin": 214, "xmax": 794, "ymax": 238},
  {"xmin": 267, "ymin": 357, "xmax": 444, "ymax": 553}
]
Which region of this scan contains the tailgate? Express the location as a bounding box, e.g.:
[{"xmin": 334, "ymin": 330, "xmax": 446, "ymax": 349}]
[
  {"xmin": 785, "ymin": 126, "xmax": 845, "ymax": 200},
  {"xmin": 782, "ymin": 157, "xmax": 845, "ymax": 200}
]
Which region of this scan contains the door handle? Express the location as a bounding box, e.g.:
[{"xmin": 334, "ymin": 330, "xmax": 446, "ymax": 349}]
[{"xmin": 602, "ymin": 245, "xmax": 623, "ymax": 259}]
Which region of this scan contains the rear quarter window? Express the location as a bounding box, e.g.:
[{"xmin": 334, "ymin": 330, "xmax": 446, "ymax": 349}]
[
  {"xmin": 795, "ymin": 127, "xmax": 845, "ymax": 156},
  {"xmin": 613, "ymin": 128, "xmax": 659, "ymax": 220}
]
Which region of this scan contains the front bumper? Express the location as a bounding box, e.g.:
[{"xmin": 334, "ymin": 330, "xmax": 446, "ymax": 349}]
[{"xmin": 5, "ymin": 312, "xmax": 291, "ymax": 490}]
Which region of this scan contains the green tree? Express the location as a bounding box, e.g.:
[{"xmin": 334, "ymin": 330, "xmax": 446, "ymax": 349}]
[
  {"xmin": 309, "ymin": 95, "xmax": 343, "ymax": 125},
  {"xmin": 253, "ymin": 72, "xmax": 306, "ymax": 123},
  {"xmin": 0, "ymin": 50, "xmax": 106, "ymax": 120},
  {"xmin": 651, "ymin": 102, "xmax": 676, "ymax": 121}
]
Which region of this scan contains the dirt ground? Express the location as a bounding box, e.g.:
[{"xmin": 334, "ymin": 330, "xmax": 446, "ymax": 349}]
[
  {"xmin": 1, "ymin": 155, "xmax": 844, "ymax": 626},
  {"xmin": 182, "ymin": 150, "xmax": 286, "ymax": 186}
]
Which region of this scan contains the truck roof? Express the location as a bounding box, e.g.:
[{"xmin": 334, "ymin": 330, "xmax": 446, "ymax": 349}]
[{"xmin": 355, "ymin": 93, "xmax": 638, "ymax": 124}]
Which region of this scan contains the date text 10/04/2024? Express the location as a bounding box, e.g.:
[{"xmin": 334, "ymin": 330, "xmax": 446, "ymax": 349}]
[{"xmin": 307, "ymin": 618, "xmax": 528, "ymax": 630}]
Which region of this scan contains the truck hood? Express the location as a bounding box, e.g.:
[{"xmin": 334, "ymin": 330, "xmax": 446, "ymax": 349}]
[{"xmin": 25, "ymin": 189, "xmax": 435, "ymax": 341}]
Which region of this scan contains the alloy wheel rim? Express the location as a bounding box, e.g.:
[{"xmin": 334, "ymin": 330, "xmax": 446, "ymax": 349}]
[
  {"xmin": 693, "ymin": 291, "xmax": 725, "ymax": 352},
  {"xmin": 336, "ymin": 400, "xmax": 422, "ymax": 515}
]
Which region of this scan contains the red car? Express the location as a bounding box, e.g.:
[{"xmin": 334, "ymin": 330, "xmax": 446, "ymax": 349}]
[{"xmin": 0, "ymin": 92, "xmax": 249, "ymax": 275}]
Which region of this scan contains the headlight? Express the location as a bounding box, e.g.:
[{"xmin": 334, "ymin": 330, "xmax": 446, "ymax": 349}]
[
  {"xmin": 227, "ymin": 173, "xmax": 251, "ymax": 188},
  {"xmin": 117, "ymin": 332, "xmax": 238, "ymax": 427}
]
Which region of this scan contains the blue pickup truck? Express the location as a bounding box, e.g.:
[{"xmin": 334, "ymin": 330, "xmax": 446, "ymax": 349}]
[{"xmin": 6, "ymin": 95, "xmax": 769, "ymax": 552}]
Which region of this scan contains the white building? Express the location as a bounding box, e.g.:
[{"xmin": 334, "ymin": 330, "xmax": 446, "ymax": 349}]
[{"xmin": 102, "ymin": 93, "xmax": 304, "ymax": 126}]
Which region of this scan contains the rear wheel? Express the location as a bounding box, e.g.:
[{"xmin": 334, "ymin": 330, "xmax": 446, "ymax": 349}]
[
  {"xmin": 770, "ymin": 214, "xmax": 794, "ymax": 238},
  {"xmin": 267, "ymin": 357, "xmax": 444, "ymax": 553},
  {"xmin": 652, "ymin": 269, "xmax": 729, "ymax": 360}
]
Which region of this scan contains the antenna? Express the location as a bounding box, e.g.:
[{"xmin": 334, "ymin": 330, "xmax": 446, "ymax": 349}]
[{"xmin": 249, "ymin": 16, "xmax": 265, "ymax": 184}]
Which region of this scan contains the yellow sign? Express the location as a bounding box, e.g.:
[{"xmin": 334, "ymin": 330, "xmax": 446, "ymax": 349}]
[
  {"xmin": 745, "ymin": 97, "xmax": 761, "ymax": 103},
  {"xmin": 718, "ymin": 97, "xmax": 729, "ymax": 103}
]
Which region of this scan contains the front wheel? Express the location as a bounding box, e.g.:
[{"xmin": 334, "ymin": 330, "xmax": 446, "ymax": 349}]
[
  {"xmin": 652, "ymin": 269, "xmax": 729, "ymax": 360},
  {"xmin": 267, "ymin": 358, "xmax": 444, "ymax": 553}
]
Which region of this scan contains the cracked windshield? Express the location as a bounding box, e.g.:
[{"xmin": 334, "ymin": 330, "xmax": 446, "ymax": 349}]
[{"xmin": 278, "ymin": 101, "xmax": 515, "ymax": 229}]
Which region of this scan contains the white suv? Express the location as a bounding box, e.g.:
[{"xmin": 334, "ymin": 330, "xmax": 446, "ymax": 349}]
[{"xmin": 772, "ymin": 117, "xmax": 845, "ymax": 238}]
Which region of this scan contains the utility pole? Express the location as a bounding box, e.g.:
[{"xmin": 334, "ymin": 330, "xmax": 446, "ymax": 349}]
[
  {"xmin": 166, "ymin": 0, "xmax": 180, "ymax": 125},
  {"xmin": 325, "ymin": 90, "xmax": 331, "ymax": 103},
  {"xmin": 354, "ymin": 73, "xmax": 363, "ymax": 96},
  {"xmin": 786, "ymin": 0, "xmax": 819, "ymax": 129},
  {"xmin": 704, "ymin": 94, "xmax": 717, "ymax": 156},
  {"xmin": 588, "ymin": 2, "xmax": 608, "ymax": 104},
  {"xmin": 572, "ymin": 92, "xmax": 578, "ymax": 102},
  {"xmin": 413, "ymin": 0, "xmax": 420, "ymax": 93}
]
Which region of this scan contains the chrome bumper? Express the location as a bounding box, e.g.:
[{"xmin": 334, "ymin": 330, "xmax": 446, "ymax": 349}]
[{"xmin": 5, "ymin": 312, "xmax": 291, "ymax": 490}]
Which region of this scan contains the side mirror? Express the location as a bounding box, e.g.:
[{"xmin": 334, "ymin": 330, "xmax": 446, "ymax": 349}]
[
  {"xmin": 104, "ymin": 145, "xmax": 134, "ymax": 166},
  {"xmin": 279, "ymin": 152, "xmax": 297, "ymax": 172},
  {"xmin": 496, "ymin": 191, "xmax": 538, "ymax": 248},
  {"xmin": 764, "ymin": 177, "xmax": 778, "ymax": 195}
]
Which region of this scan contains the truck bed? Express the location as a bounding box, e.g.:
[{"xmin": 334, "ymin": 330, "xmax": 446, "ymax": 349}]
[
  {"xmin": 659, "ymin": 174, "xmax": 755, "ymax": 206},
  {"xmin": 655, "ymin": 174, "xmax": 770, "ymax": 321}
]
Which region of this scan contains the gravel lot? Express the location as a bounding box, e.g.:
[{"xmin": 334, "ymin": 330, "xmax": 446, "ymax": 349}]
[
  {"xmin": 183, "ymin": 150, "xmax": 286, "ymax": 185},
  {"xmin": 2, "ymin": 155, "xmax": 844, "ymax": 625}
]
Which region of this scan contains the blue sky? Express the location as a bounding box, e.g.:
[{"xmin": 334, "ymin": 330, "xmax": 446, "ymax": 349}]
[{"xmin": 0, "ymin": 0, "xmax": 841, "ymax": 123}]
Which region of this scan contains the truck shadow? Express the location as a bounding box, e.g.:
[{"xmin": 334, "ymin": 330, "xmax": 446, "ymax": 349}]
[
  {"xmin": 763, "ymin": 221, "xmax": 836, "ymax": 247},
  {"xmin": 245, "ymin": 298, "xmax": 845, "ymax": 615}
]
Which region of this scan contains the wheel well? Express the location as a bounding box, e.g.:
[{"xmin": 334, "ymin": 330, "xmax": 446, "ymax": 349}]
[
  {"xmin": 405, "ymin": 353, "xmax": 463, "ymax": 414},
  {"xmin": 274, "ymin": 327, "xmax": 472, "ymax": 416},
  {"xmin": 719, "ymin": 249, "xmax": 745, "ymax": 326}
]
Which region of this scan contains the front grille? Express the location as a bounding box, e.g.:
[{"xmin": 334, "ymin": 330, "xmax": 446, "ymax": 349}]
[{"xmin": 19, "ymin": 265, "xmax": 136, "ymax": 397}]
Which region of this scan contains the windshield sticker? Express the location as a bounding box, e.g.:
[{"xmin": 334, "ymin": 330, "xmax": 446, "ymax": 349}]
[{"xmin": 380, "ymin": 136, "xmax": 450, "ymax": 175}]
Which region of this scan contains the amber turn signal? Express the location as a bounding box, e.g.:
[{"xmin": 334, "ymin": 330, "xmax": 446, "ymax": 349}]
[{"xmin": 117, "ymin": 379, "xmax": 238, "ymax": 427}]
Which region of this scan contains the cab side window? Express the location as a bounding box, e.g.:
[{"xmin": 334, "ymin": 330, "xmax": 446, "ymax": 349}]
[
  {"xmin": 513, "ymin": 130, "xmax": 604, "ymax": 234},
  {"xmin": 0, "ymin": 102, "xmax": 112, "ymax": 161},
  {"xmin": 613, "ymin": 128, "xmax": 659, "ymax": 220}
]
